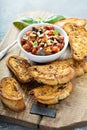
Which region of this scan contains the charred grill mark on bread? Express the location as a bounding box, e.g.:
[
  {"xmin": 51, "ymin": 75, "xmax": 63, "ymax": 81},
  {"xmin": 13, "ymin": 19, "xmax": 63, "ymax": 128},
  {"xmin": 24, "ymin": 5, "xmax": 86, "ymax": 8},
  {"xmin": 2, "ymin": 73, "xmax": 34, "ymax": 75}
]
[
  {"xmin": 29, "ymin": 58, "xmax": 87, "ymax": 85},
  {"xmin": 6, "ymin": 56, "xmax": 32, "ymax": 83},
  {"xmin": 31, "ymin": 82, "xmax": 73, "ymax": 105}
]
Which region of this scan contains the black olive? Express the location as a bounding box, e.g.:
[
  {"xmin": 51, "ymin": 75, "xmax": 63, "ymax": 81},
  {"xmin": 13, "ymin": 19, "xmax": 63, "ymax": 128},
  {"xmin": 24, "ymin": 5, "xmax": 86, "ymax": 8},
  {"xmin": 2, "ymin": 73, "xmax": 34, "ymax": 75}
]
[
  {"xmin": 39, "ymin": 29, "xmax": 43, "ymax": 34},
  {"xmin": 57, "ymin": 39, "xmax": 62, "ymax": 43},
  {"xmin": 32, "ymin": 27, "xmax": 38, "ymax": 32},
  {"xmin": 40, "ymin": 44, "xmax": 44, "ymax": 47},
  {"xmin": 37, "ymin": 49, "xmax": 45, "ymax": 56},
  {"xmin": 51, "ymin": 37, "xmax": 54, "ymax": 40}
]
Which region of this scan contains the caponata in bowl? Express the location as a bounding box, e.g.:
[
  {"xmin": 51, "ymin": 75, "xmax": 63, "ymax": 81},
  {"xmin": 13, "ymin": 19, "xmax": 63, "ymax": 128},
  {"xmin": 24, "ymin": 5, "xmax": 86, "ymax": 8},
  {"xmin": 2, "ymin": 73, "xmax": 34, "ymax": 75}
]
[
  {"xmin": 18, "ymin": 23, "xmax": 68, "ymax": 63},
  {"xmin": 21, "ymin": 25, "xmax": 65, "ymax": 56}
]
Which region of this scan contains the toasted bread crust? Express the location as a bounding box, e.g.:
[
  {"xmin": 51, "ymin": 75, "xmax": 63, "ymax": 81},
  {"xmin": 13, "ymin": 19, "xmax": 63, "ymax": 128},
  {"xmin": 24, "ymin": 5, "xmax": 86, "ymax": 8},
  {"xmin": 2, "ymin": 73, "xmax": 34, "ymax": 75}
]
[
  {"xmin": 0, "ymin": 77, "xmax": 22, "ymax": 100},
  {"xmin": 29, "ymin": 61, "xmax": 75, "ymax": 85},
  {"xmin": 55, "ymin": 18, "xmax": 87, "ymax": 27},
  {"xmin": 31, "ymin": 82, "xmax": 73, "ymax": 105},
  {"xmin": 29, "ymin": 58, "xmax": 87, "ymax": 85},
  {"xmin": 69, "ymin": 28, "xmax": 87, "ymax": 60},
  {"xmin": 6, "ymin": 56, "xmax": 32, "ymax": 83},
  {"xmin": 52, "ymin": 58, "xmax": 87, "ymax": 77},
  {"xmin": 55, "ymin": 18, "xmax": 87, "ymax": 60},
  {"xmin": 0, "ymin": 96, "xmax": 26, "ymax": 112},
  {"xmin": 63, "ymin": 23, "xmax": 83, "ymax": 35},
  {"xmin": 0, "ymin": 77, "xmax": 26, "ymax": 112}
]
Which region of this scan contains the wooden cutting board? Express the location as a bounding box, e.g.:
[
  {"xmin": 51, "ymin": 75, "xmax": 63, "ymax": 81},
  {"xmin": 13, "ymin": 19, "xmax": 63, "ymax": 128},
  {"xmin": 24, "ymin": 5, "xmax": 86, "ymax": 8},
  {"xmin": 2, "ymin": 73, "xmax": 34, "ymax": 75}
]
[{"xmin": 0, "ymin": 11, "xmax": 87, "ymax": 130}]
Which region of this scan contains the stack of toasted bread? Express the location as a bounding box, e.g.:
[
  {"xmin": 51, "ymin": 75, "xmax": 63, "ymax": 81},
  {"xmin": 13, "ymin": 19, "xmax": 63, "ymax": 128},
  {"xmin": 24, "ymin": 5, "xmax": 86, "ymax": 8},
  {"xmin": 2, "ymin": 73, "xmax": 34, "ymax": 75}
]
[
  {"xmin": 0, "ymin": 17, "xmax": 87, "ymax": 110},
  {"xmin": 0, "ymin": 56, "xmax": 32, "ymax": 112},
  {"xmin": 29, "ymin": 58, "xmax": 87, "ymax": 104},
  {"xmin": 55, "ymin": 18, "xmax": 87, "ymax": 60},
  {"xmin": 1, "ymin": 55, "xmax": 86, "ymax": 106}
]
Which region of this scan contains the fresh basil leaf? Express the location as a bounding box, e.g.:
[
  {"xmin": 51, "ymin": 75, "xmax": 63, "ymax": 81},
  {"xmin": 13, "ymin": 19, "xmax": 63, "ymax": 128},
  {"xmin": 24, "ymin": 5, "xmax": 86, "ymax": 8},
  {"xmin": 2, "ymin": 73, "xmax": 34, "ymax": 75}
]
[
  {"xmin": 13, "ymin": 21, "xmax": 29, "ymax": 30},
  {"xmin": 13, "ymin": 17, "xmax": 38, "ymax": 30},
  {"xmin": 53, "ymin": 30, "xmax": 59, "ymax": 35},
  {"xmin": 37, "ymin": 17, "xmax": 44, "ymax": 23},
  {"xmin": 33, "ymin": 41, "xmax": 38, "ymax": 47},
  {"xmin": 20, "ymin": 17, "xmax": 38, "ymax": 24},
  {"xmin": 44, "ymin": 15, "xmax": 65, "ymax": 24}
]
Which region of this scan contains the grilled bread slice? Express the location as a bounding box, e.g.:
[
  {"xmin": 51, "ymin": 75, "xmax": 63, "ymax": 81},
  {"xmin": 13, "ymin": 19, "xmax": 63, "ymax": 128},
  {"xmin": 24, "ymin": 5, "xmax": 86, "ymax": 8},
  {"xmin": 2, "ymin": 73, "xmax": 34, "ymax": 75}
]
[
  {"xmin": 55, "ymin": 18, "xmax": 87, "ymax": 28},
  {"xmin": 52, "ymin": 58, "xmax": 87, "ymax": 77},
  {"xmin": 29, "ymin": 62, "xmax": 75, "ymax": 85},
  {"xmin": 31, "ymin": 82, "xmax": 73, "ymax": 105},
  {"xmin": 7, "ymin": 56, "xmax": 32, "ymax": 83},
  {"xmin": 63, "ymin": 23, "xmax": 83, "ymax": 35},
  {"xmin": 29, "ymin": 58, "xmax": 87, "ymax": 85},
  {"xmin": 69, "ymin": 28, "xmax": 87, "ymax": 60},
  {"xmin": 0, "ymin": 77, "xmax": 26, "ymax": 112}
]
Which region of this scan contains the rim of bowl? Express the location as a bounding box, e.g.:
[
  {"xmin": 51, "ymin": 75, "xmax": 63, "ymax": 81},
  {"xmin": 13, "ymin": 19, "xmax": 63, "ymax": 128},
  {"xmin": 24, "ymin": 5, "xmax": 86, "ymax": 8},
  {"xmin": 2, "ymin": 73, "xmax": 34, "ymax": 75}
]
[{"xmin": 17, "ymin": 23, "xmax": 69, "ymax": 59}]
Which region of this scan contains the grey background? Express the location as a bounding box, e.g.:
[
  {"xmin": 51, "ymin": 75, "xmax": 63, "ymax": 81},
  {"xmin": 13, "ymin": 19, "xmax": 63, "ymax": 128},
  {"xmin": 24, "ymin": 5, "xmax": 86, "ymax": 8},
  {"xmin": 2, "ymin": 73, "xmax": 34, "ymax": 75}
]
[
  {"xmin": 0, "ymin": 0, "xmax": 87, "ymax": 129},
  {"xmin": 0, "ymin": 0, "xmax": 87, "ymax": 42}
]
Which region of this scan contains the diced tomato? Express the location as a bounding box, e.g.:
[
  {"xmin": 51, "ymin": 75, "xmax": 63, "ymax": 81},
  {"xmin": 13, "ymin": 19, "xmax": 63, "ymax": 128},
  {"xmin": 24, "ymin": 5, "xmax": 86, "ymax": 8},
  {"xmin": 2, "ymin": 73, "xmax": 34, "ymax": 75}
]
[
  {"xmin": 59, "ymin": 36, "xmax": 64, "ymax": 40},
  {"xmin": 22, "ymin": 44, "xmax": 32, "ymax": 52},
  {"xmin": 21, "ymin": 38, "xmax": 26, "ymax": 45},
  {"xmin": 47, "ymin": 31, "xmax": 53, "ymax": 36},
  {"xmin": 27, "ymin": 40, "xmax": 32, "ymax": 45},
  {"xmin": 45, "ymin": 25, "xmax": 54, "ymax": 30},
  {"xmin": 60, "ymin": 43, "xmax": 64, "ymax": 49},
  {"xmin": 43, "ymin": 46, "xmax": 52, "ymax": 55},
  {"xmin": 36, "ymin": 46, "xmax": 40, "ymax": 50},
  {"xmin": 52, "ymin": 46, "xmax": 60, "ymax": 53},
  {"xmin": 26, "ymin": 30, "xmax": 31, "ymax": 36},
  {"xmin": 42, "ymin": 37, "xmax": 47, "ymax": 42},
  {"xmin": 56, "ymin": 43, "xmax": 61, "ymax": 47},
  {"xmin": 32, "ymin": 47, "xmax": 37, "ymax": 54}
]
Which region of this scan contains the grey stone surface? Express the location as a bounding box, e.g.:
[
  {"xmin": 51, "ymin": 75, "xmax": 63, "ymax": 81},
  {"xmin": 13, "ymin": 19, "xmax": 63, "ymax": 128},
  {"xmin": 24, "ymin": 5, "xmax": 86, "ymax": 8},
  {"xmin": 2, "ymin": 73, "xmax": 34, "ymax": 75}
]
[{"xmin": 0, "ymin": 0, "xmax": 87, "ymax": 129}]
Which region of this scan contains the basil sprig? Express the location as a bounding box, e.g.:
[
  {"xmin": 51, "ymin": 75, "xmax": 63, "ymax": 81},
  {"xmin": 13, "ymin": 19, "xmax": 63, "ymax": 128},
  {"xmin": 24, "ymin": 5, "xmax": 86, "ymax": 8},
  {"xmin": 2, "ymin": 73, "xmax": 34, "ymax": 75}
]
[
  {"xmin": 43, "ymin": 15, "xmax": 65, "ymax": 24},
  {"xmin": 13, "ymin": 17, "xmax": 38, "ymax": 30},
  {"xmin": 13, "ymin": 15, "xmax": 65, "ymax": 30}
]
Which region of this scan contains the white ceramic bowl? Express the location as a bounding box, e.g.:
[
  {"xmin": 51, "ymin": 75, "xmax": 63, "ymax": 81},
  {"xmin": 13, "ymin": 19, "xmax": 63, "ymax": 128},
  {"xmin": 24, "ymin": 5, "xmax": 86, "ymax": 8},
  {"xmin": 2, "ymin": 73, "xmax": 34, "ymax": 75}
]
[{"xmin": 17, "ymin": 23, "xmax": 68, "ymax": 63}]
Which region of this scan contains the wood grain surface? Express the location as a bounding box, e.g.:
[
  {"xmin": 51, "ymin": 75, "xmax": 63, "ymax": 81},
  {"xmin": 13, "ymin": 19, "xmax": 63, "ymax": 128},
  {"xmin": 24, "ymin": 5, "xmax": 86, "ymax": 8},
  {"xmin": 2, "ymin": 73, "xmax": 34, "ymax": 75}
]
[{"xmin": 0, "ymin": 11, "xmax": 87, "ymax": 130}]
